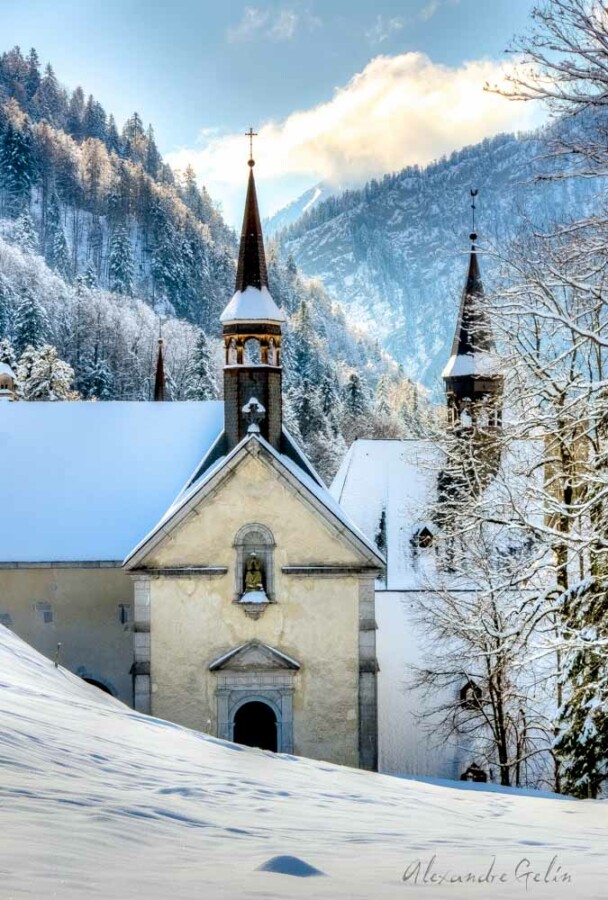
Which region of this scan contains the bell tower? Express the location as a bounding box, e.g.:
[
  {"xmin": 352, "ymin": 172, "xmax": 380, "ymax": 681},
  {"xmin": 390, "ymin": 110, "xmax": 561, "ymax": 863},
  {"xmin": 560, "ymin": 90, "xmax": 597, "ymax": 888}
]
[
  {"xmin": 221, "ymin": 137, "xmax": 286, "ymax": 451},
  {"xmin": 442, "ymin": 192, "xmax": 503, "ymax": 431}
]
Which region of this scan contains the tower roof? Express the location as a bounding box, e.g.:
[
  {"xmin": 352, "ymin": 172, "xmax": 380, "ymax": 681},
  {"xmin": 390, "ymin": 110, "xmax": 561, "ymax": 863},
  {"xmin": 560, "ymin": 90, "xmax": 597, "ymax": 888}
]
[
  {"xmin": 235, "ymin": 163, "xmax": 268, "ymax": 293},
  {"xmin": 154, "ymin": 338, "xmax": 166, "ymax": 401},
  {"xmin": 442, "ymin": 242, "xmax": 495, "ymax": 380},
  {"xmin": 220, "ymin": 160, "xmax": 285, "ymax": 326}
]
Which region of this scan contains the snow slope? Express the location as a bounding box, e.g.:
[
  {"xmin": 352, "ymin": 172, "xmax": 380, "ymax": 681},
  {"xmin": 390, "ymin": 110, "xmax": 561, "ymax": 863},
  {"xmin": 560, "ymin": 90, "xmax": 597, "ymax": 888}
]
[{"xmin": 0, "ymin": 625, "xmax": 605, "ymax": 899}]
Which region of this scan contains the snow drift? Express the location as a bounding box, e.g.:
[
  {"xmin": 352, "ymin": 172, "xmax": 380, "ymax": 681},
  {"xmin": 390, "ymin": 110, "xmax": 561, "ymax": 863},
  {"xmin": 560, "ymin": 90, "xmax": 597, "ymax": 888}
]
[{"xmin": 0, "ymin": 625, "xmax": 605, "ymax": 899}]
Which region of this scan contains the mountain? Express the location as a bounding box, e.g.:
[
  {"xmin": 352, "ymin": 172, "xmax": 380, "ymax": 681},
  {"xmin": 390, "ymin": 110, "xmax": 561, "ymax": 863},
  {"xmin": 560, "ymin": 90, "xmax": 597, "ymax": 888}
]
[
  {"xmin": 265, "ymin": 182, "xmax": 333, "ymax": 237},
  {"xmin": 278, "ymin": 128, "xmax": 606, "ymax": 390},
  {"xmin": 0, "ymin": 46, "xmax": 427, "ymax": 480}
]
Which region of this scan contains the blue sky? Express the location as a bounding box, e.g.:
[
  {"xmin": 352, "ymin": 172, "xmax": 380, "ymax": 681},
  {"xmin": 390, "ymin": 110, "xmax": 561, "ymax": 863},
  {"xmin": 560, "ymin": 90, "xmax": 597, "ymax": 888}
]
[{"xmin": 1, "ymin": 0, "xmax": 542, "ymax": 222}]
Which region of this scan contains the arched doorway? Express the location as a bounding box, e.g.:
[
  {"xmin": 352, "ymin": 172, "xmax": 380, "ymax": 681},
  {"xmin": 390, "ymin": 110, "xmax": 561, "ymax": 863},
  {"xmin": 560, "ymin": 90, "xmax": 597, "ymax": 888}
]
[{"xmin": 233, "ymin": 700, "xmax": 278, "ymax": 751}]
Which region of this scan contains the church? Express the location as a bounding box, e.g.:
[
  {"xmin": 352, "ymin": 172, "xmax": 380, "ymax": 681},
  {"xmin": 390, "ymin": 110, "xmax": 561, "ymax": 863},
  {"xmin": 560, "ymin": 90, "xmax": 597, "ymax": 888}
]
[{"xmin": 0, "ymin": 155, "xmax": 508, "ymax": 777}]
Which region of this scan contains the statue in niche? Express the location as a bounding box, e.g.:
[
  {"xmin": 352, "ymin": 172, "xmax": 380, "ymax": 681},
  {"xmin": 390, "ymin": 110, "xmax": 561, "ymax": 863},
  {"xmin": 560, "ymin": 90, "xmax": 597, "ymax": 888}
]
[{"xmin": 244, "ymin": 552, "xmax": 265, "ymax": 593}]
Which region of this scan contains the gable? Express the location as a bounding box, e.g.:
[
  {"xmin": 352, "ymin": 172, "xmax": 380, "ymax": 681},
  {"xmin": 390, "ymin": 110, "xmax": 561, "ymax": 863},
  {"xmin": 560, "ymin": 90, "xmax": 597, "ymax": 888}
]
[
  {"xmin": 209, "ymin": 641, "xmax": 300, "ymax": 671},
  {"xmin": 126, "ymin": 436, "xmax": 384, "ymax": 570}
]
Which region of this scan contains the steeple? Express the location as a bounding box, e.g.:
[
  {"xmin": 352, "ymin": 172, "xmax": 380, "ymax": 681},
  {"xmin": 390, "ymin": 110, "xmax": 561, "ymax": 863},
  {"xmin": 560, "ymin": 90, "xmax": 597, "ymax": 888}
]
[
  {"xmin": 154, "ymin": 338, "xmax": 166, "ymax": 402},
  {"xmin": 221, "ymin": 142, "xmax": 285, "ymax": 451},
  {"xmin": 234, "ymin": 160, "xmax": 268, "ymax": 293},
  {"xmin": 442, "ymin": 191, "xmax": 503, "ymax": 430}
]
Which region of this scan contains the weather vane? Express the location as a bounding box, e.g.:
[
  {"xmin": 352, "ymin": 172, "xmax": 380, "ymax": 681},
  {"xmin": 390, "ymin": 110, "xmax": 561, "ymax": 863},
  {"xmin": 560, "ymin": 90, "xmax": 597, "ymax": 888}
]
[
  {"xmin": 245, "ymin": 126, "xmax": 258, "ymax": 165},
  {"xmin": 470, "ymin": 188, "xmax": 478, "ymax": 243}
]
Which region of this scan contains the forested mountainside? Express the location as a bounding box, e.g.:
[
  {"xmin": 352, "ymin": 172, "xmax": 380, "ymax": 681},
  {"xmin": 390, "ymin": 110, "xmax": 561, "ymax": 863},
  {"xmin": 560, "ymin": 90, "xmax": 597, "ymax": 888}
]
[
  {"xmin": 0, "ymin": 46, "xmax": 427, "ymax": 479},
  {"xmin": 278, "ymin": 128, "xmax": 606, "ymax": 389}
]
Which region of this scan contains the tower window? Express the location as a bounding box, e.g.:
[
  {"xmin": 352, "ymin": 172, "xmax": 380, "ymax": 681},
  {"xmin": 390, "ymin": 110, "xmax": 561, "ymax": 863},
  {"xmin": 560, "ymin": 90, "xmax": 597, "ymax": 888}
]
[
  {"xmin": 234, "ymin": 523, "xmax": 275, "ymax": 601},
  {"xmin": 460, "ymin": 679, "xmax": 483, "ymax": 710},
  {"xmin": 243, "ymin": 338, "xmax": 262, "ymax": 365},
  {"xmin": 410, "ymin": 524, "xmax": 435, "ymax": 549}
]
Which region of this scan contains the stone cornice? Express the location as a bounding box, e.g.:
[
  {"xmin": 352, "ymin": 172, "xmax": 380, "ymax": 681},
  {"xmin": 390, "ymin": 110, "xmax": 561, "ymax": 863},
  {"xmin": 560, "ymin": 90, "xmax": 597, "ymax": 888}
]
[
  {"xmin": 282, "ymin": 565, "xmax": 383, "ymax": 578},
  {"xmin": 130, "ymin": 566, "xmax": 228, "ymax": 579}
]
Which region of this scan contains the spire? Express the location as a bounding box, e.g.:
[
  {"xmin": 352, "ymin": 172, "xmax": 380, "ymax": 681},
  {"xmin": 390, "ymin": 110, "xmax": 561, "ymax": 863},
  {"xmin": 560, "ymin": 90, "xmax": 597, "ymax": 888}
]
[
  {"xmin": 220, "ymin": 146, "xmax": 285, "ymax": 326},
  {"xmin": 234, "ymin": 140, "xmax": 268, "ymax": 293},
  {"xmin": 442, "ymin": 190, "xmax": 503, "ymax": 439},
  {"xmin": 449, "ymin": 241, "xmax": 495, "ymax": 360},
  {"xmin": 154, "ymin": 338, "xmax": 166, "ymax": 401}
]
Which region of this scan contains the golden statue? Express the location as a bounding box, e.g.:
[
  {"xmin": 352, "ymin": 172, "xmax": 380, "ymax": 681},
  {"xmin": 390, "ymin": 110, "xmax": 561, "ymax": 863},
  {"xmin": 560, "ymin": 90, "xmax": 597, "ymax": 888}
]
[{"xmin": 244, "ymin": 552, "xmax": 264, "ymax": 593}]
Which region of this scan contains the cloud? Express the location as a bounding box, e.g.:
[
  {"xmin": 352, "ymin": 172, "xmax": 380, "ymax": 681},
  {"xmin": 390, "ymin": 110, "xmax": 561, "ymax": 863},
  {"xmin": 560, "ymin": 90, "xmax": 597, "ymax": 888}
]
[
  {"xmin": 167, "ymin": 52, "xmax": 545, "ymax": 223},
  {"xmin": 418, "ymin": 0, "xmax": 460, "ymax": 22},
  {"xmin": 227, "ymin": 5, "xmax": 319, "ymax": 43},
  {"xmin": 366, "ymin": 15, "xmax": 405, "ymax": 45}
]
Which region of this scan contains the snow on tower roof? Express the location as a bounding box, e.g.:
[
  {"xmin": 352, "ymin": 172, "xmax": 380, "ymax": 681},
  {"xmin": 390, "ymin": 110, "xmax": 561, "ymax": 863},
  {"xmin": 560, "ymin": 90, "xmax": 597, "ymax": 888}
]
[
  {"xmin": 220, "ymin": 285, "xmax": 286, "ymax": 325},
  {"xmin": 0, "ymin": 401, "xmax": 224, "ymax": 562}
]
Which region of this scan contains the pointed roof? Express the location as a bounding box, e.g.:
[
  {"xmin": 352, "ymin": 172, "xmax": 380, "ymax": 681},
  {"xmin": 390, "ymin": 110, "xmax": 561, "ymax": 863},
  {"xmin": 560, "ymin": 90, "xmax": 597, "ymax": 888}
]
[
  {"xmin": 220, "ymin": 161, "xmax": 285, "ymax": 326},
  {"xmin": 153, "ymin": 338, "xmax": 166, "ymax": 401},
  {"xmin": 235, "ymin": 162, "xmax": 268, "ymax": 293},
  {"xmin": 442, "ymin": 243, "xmax": 495, "ymax": 380}
]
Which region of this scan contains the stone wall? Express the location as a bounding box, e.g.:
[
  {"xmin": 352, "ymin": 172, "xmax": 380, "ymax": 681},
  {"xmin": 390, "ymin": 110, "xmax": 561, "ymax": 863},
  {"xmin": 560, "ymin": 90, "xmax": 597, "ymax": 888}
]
[{"xmin": 0, "ymin": 565, "xmax": 134, "ymax": 701}]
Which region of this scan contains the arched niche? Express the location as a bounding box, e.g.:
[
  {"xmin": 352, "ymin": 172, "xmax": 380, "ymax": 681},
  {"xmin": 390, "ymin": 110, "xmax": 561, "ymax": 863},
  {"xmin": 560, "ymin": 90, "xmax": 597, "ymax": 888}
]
[{"xmin": 233, "ymin": 523, "xmax": 275, "ymax": 601}]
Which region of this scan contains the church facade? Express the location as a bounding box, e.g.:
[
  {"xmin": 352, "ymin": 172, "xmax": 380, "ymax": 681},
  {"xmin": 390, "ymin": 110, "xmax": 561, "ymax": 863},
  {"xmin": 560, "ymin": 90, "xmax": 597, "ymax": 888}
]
[{"xmin": 0, "ymin": 158, "xmax": 382, "ymax": 770}]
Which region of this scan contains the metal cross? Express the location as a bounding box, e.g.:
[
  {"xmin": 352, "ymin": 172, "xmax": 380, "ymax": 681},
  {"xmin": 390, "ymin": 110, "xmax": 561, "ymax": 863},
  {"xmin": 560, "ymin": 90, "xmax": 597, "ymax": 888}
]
[{"xmin": 245, "ymin": 127, "xmax": 258, "ymax": 161}]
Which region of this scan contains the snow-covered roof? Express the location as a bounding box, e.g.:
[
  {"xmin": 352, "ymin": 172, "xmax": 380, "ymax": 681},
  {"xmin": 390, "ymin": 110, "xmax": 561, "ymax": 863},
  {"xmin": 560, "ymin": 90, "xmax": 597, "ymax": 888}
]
[
  {"xmin": 220, "ymin": 285, "xmax": 286, "ymax": 325},
  {"xmin": 0, "ymin": 401, "xmax": 224, "ymax": 562},
  {"xmin": 331, "ymin": 437, "xmax": 543, "ymax": 591},
  {"xmin": 441, "ymin": 350, "xmax": 499, "ymax": 379},
  {"xmin": 0, "ymin": 362, "xmax": 15, "ymax": 378},
  {"xmin": 332, "ymin": 439, "xmax": 440, "ymax": 590},
  {"xmin": 126, "ymin": 432, "xmax": 384, "ymax": 569}
]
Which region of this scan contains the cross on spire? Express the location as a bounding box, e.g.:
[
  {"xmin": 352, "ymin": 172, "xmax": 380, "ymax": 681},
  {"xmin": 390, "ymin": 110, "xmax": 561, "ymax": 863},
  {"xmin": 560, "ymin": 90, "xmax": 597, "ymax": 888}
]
[{"xmin": 245, "ymin": 127, "xmax": 258, "ymax": 166}]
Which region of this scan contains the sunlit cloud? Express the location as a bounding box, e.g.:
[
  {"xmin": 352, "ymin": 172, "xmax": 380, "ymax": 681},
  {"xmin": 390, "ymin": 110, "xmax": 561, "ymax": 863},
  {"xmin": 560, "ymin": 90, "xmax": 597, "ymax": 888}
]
[{"xmin": 167, "ymin": 52, "xmax": 545, "ymax": 224}]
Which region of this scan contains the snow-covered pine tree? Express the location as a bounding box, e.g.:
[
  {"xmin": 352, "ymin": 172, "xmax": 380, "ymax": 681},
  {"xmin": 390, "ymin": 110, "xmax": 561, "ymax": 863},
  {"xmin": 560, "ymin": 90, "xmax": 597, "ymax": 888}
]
[
  {"xmin": 14, "ymin": 287, "xmax": 48, "ymax": 352},
  {"xmin": 18, "ymin": 344, "xmax": 76, "ymax": 400},
  {"xmin": 184, "ymin": 330, "xmax": 217, "ymax": 400},
  {"xmin": 12, "ymin": 209, "xmax": 38, "ymax": 252},
  {"xmin": 0, "ymin": 273, "xmax": 15, "ymax": 339},
  {"xmin": 108, "ymin": 224, "xmax": 134, "ymax": 296},
  {"xmin": 78, "ymin": 354, "xmax": 113, "ymax": 400},
  {"xmin": 556, "ymin": 581, "xmax": 608, "ymax": 798},
  {"xmin": 343, "ymin": 371, "xmax": 369, "ymax": 417},
  {"xmin": 0, "ymin": 118, "xmax": 35, "ymax": 216},
  {"xmin": 82, "ymin": 260, "xmax": 98, "ymax": 290},
  {"xmin": 0, "ymin": 337, "xmax": 17, "ymax": 370}
]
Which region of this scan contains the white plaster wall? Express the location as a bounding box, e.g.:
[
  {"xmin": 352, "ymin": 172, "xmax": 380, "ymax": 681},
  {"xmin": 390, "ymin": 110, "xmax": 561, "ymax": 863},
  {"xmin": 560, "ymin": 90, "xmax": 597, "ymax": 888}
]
[
  {"xmin": 376, "ymin": 590, "xmax": 467, "ymax": 778},
  {"xmin": 0, "ymin": 566, "xmax": 134, "ymax": 701},
  {"xmin": 145, "ymin": 452, "xmax": 364, "ymax": 766}
]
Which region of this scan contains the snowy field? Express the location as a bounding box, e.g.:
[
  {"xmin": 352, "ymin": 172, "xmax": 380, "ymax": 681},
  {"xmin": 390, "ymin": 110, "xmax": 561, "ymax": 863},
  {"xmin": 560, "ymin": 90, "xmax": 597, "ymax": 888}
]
[{"xmin": 0, "ymin": 626, "xmax": 605, "ymax": 900}]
